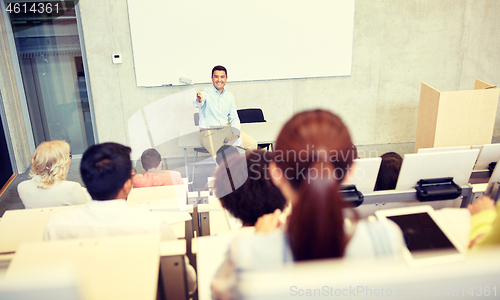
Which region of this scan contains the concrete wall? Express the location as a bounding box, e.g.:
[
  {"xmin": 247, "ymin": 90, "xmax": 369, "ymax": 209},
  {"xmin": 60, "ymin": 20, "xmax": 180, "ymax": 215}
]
[
  {"xmin": 0, "ymin": 8, "xmax": 31, "ymax": 172},
  {"xmin": 78, "ymin": 0, "xmax": 500, "ymax": 158},
  {"xmin": 459, "ymin": 0, "xmax": 500, "ymax": 136}
]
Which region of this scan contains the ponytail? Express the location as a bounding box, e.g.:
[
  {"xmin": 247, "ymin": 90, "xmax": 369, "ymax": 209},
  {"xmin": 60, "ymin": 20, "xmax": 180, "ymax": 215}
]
[
  {"xmin": 286, "ymin": 162, "xmax": 346, "ymax": 261},
  {"xmin": 274, "ymin": 109, "xmax": 358, "ymax": 261}
]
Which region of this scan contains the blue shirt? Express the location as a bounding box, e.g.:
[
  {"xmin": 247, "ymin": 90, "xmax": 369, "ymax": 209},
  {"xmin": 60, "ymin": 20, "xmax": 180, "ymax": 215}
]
[{"xmin": 193, "ymin": 85, "xmax": 241, "ymax": 131}]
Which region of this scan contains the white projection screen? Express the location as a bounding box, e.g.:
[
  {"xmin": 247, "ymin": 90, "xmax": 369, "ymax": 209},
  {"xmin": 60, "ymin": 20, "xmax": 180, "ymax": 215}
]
[{"xmin": 127, "ymin": 0, "xmax": 355, "ymax": 87}]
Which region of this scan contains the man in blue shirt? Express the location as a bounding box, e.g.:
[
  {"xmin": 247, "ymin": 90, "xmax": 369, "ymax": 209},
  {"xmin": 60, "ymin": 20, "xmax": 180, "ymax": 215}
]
[{"xmin": 194, "ymin": 65, "xmax": 256, "ymax": 156}]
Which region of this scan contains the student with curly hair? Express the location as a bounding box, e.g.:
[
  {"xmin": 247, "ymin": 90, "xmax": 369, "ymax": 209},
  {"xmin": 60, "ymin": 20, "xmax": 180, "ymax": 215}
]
[
  {"xmin": 17, "ymin": 140, "xmax": 89, "ymax": 209},
  {"xmin": 213, "ymin": 149, "xmax": 287, "ymax": 226}
]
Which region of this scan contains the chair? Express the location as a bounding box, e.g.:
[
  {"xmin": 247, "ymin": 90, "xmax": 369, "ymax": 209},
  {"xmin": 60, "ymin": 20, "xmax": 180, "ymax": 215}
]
[
  {"xmin": 237, "ymin": 108, "xmax": 266, "ymax": 123},
  {"xmin": 192, "ymin": 113, "xmax": 212, "ymax": 182},
  {"xmin": 194, "ymin": 112, "xmax": 201, "ymax": 126},
  {"xmin": 237, "ymin": 108, "xmax": 272, "ymax": 150}
]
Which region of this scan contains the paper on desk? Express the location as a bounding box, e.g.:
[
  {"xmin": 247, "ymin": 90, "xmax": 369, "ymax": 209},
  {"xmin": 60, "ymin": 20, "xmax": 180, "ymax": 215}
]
[
  {"xmin": 435, "ymin": 208, "xmax": 471, "ymax": 250},
  {"xmin": 147, "ymin": 199, "xmax": 181, "ymax": 211},
  {"xmin": 122, "ymin": 202, "xmax": 191, "ymax": 224},
  {"xmin": 174, "ymin": 184, "xmax": 189, "ymax": 210},
  {"xmin": 145, "ymin": 185, "xmax": 189, "ymax": 210},
  {"xmin": 196, "ymin": 228, "xmax": 256, "ymax": 300},
  {"xmin": 153, "ymin": 211, "xmax": 192, "ymax": 225}
]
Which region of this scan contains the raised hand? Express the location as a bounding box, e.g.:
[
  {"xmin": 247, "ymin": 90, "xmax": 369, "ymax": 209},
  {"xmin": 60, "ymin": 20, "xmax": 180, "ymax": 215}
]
[
  {"xmin": 196, "ymin": 91, "xmax": 203, "ymax": 103},
  {"xmin": 467, "ymin": 195, "xmax": 495, "ymax": 215},
  {"xmin": 255, "ymin": 209, "xmax": 281, "ymax": 233}
]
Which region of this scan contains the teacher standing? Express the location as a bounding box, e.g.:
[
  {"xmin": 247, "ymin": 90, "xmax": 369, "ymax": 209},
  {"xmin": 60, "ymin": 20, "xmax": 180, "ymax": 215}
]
[{"xmin": 194, "ymin": 65, "xmax": 257, "ymax": 157}]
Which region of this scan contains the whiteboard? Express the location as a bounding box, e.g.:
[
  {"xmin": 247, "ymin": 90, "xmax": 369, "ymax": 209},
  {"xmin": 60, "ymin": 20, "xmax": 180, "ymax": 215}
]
[
  {"xmin": 127, "ymin": 89, "xmax": 198, "ymax": 160},
  {"xmin": 127, "ymin": 0, "xmax": 355, "ymax": 87}
]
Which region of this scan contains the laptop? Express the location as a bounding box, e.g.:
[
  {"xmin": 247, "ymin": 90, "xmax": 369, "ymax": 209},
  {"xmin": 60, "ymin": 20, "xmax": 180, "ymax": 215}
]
[{"xmin": 375, "ymin": 205, "xmax": 465, "ymax": 266}]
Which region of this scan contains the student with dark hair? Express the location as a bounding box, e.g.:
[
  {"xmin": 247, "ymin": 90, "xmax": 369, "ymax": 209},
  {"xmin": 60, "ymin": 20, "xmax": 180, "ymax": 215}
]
[
  {"xmin": 374, "ymin": 152, "xmax": 403, "ymax": 191},
  {"xmin": 133, "ymin": 148, "xmax": 183, "ymax": 188},
  {"xmin": 44, "ymin": 143, "xmax": 178, "ymax": 241},
  {"xmin": 44, "ymin": 142, "xmax": 197, "ymax": 294},
  {"xmin": 213, "ymin": 149, "xmax": 287, "ymax": 226},
  {"xmin": 212, "ymin": 110, "xmax": 404, "ymax": 298}
]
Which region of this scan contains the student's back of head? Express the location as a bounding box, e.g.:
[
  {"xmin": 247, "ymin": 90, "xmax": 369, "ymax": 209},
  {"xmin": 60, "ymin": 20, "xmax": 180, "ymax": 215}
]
[
  {"xmin": 134, "ymin": 148, "xmax": 183, "ymax": 188},
  {"xmin": 374, "ymin": 152, "xmax": 403, "ymax": 191},
  {"xmin": 213, "ymin": 149, "xmax": 287, "ymax": 226},
  {"xmin": 29, "ymin": 140, "xmax": 71, "ymax": 189},
  {"xmin": 141, "ymin": 148, "xmax": 162, "ymax": 171},
  {"xmin": 272, "ymin": 109, "xmax": 357, "ymax": 261},
  {"xmin": 18, "ymin": 140, "xmax": 88, "ymax": 209},
  {"xmin": 80, "ymin": 142, "xmax": 132, "ymax": 200}
]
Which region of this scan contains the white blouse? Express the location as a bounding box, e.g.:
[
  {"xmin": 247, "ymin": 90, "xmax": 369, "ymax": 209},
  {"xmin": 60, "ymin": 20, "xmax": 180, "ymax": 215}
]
[
  {"xmin": 211, "ymin": 219, "xmax": 405, "ymax": 299},
  {"xmin": 17, "ymin": 176, "xmax": 90, "ymax": 209}
]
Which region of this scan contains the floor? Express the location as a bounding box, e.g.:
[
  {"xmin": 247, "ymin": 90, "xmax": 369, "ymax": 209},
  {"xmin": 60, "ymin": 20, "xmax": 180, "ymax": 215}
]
[{"xmin": 0, "ymin": 142, "xmax": 415, "ymax": 217}]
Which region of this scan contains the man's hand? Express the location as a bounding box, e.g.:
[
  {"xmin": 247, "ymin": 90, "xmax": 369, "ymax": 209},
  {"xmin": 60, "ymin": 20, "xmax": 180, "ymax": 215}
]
[
  {"xmin": 255, "ymin": 209, "xmax": 281, "ymax": 233},
  {"xmin": 467, "ymin": 195, "xmax": 495, "ymax": 215},
  {"xmin": 196, "ymin": 92, "xmax": 203, "ymax": 103}
]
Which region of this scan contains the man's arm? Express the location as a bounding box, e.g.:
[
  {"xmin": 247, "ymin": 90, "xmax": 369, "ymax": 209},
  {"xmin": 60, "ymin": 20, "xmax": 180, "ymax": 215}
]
[{"xmin": 160, "ymin": 220, "xmax": 178, "ymax": 241}]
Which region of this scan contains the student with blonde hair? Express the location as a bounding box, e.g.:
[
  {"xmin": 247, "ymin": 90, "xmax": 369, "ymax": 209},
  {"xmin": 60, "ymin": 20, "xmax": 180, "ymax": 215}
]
[{"xmin": 17, "ymin": 140, "xmax": 89, "ymax": 209}]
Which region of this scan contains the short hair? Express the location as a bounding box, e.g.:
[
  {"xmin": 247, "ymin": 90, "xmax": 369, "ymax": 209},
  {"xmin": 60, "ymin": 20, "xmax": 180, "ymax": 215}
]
[
  {"xmin": 214, "ymin": 149, "xmax": 287, "ymax": 226},
  {"xmin": 80, "ymin": 142, "xmax": 132, "ymax": 200},
  {"xmin": 374, "ymin": 152, "xmax": 403, "ymax": 191},
  {"xmin": 141, "ymin": 148, "xmax": 162, "ymax": 171},
  {"xmin": 211, "ymin": 65, "xmax": 227, "ymax": 77},
  {"xmin": 29, "ymin": 140, "xmax": 70, "ymax": 189}
]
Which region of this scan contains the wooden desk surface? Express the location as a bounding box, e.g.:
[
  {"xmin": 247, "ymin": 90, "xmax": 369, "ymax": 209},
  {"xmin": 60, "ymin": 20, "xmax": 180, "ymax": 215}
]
[
  {"xmin": 6, "ymin": 234, "xmax": 160, "ymax": 300},
  {"xmin": 209, "ymin": 199, "xmax": 232, "ymax": 235},
  {"xmin": 159, "ymin": 239, "xmax": 186, "ymax": 256},
  {"xmin": 127, "ymin": 184, "xmax": 187, "ymax": 206},
  {"xmin": 195, "ymin": 228, "xmax": 256, "ymax": 300},
  {"xmin": 0, "ymin": 206, "xmax": 82, "ymax": 254},
  {"xmin": 0, "ymin": 192, "xmax": 189, "ymax": 254},
  {"xmin": 128, "ymin": 185, "xmax": 191, "ymax": 239},
  {"xmin": 178, "ymin": 121, "xmax": 284, "ymax": 149}
]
